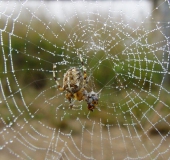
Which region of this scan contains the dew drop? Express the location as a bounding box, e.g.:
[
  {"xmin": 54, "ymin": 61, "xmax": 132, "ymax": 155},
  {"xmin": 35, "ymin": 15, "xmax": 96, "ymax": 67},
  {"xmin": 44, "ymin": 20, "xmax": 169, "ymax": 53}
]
[{"xmin": 10, "ymin": 139, "xmax": 13, "ymax": 143}]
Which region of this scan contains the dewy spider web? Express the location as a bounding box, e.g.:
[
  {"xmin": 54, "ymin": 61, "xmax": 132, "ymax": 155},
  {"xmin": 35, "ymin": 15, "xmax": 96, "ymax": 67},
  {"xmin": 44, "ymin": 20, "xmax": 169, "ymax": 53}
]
[{"xmin": 0, "ymin": 0, "xmax": 170, "ymax": 159}]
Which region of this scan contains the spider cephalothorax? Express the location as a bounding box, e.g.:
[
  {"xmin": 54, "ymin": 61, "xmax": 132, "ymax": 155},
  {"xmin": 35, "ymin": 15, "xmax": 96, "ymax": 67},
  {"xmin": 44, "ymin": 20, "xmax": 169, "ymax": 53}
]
[
  {"xmin": 53, "ymin": 54, "xmax": 99, "ymax": 111},
  {"xmin": 85, "ymin": 91, "xmax": 99, "ymax": 111}
]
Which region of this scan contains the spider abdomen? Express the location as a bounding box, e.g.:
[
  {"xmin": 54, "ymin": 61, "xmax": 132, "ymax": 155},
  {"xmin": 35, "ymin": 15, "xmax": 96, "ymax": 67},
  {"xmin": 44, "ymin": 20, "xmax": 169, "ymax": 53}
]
[{"xmin": 63, "ymin": 67, "xmax": 84, "ymax": 93}]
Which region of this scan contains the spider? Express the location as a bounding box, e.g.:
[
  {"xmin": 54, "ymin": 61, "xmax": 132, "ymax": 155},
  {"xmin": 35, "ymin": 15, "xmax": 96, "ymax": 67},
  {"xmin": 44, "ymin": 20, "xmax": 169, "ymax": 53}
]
[{"xmin": 53, "ymin": 54, "xmax": 99, "ymax": 111}]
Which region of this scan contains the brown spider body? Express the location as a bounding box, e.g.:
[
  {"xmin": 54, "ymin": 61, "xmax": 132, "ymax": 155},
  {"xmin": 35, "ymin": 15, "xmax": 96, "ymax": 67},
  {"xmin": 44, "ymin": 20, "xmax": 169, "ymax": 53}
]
[
  {"xmin": 62, "ymin": 67, "xmax": 87, "ymax": 108},
  {"xmin": 53, "ymin": 54, "xmax": 99, "ymax": 111},
  {"xmin": 63, "ymin": 67, "xmax": 84, "ymax": 93}
]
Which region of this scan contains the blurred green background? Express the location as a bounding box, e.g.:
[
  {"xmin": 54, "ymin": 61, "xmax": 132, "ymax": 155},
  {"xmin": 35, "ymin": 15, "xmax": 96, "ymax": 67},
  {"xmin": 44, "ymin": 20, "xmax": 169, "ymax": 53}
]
[{"xmin": 0, "ymin": 0, "xmax": 170, "ymax": 136}]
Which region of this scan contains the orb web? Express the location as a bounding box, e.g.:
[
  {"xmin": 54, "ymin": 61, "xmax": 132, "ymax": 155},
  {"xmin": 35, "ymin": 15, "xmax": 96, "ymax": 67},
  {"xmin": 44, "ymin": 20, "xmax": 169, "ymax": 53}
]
[{"xmin": 0, "ymin": 0, "xmax": 170, "ymax": 159}]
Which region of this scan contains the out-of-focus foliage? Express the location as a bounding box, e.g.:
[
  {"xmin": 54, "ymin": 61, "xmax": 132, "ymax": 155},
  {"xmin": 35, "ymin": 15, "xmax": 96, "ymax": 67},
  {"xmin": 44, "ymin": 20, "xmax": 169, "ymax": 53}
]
[{"xmin": 0, "ymin": 14, "xmax": 167, "ymax": 129}]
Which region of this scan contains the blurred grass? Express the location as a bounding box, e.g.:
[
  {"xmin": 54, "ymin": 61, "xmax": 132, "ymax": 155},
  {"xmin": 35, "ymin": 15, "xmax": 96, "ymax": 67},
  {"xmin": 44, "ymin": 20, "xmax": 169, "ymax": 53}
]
[{"xmin": 0, "ymin": 14, "xmax": 170, "ymax": 135}]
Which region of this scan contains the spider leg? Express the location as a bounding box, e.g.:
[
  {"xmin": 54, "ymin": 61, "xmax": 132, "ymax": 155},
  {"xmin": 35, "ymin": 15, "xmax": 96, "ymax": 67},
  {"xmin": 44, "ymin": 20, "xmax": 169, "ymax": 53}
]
[
  {"xmin": 53, "ymin": 63, "xmax": 64, "ymax": 91},
  {"xmin": 69, "ymin": 99, "xmax": 76, "ymax": 109},
  {"xmin": 65, "ymin": 92, "xmax": 75, "ymax": 109},
  {"xmin": 79, "ymin": 54, "xmax": 88, "ymax": 86}
]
